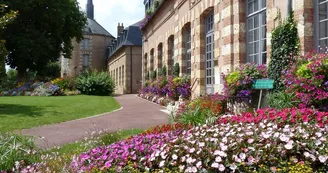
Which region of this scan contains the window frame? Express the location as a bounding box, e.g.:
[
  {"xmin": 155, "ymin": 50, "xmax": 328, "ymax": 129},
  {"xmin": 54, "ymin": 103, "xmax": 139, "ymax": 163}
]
[
  {"xmin": 246, "ymin": 0, "xmax": 267, "ymax": 65},
  {"xmin": 315, "ymin": 0, "xmax": 328, "ymax": 51},
  {"xmin": 205, "ymin": 10, "xmax": 215, "ymax": 95}
]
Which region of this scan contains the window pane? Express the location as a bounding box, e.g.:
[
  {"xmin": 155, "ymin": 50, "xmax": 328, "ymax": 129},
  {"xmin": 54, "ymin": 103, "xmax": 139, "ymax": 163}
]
[
  {"xmin": 254, "ymin": 0, "xmax": 259, "ymax": 12},
  {"xmin": 319, "ymin": 39, "xmax": 328, "ymax": 49},
  {"xmin": 319, "ymin": 3, "xmax": 328, "ymax": 21},
  {"xmin": 261, "ymin": 0, "xmax": 266, "ymax": 8},
  {"xmin": 261, "ymin": 26, "xmax": 266, "ymax": 38},
  {"xmin": 254, "ymin": 15, "xmax": 259, "ymax": 28},
  {"xmin": 254, "ymin": 29, "xmax": 259, "ymax": 41},
  {"xmin": 248, "ymin": 43, "xmax": 254, "ymax": 54},
  {"xmin": 248, "ymin": 18, "xmax": 254, "ymax": 30},
  {"xmin": 254, "ymin": 41, "xmax": 259, "ymax": 53},
  {"xmin": 319, "ymin": 21, "xmax": 328, "ymax": 38},
  {"xmin": 262, "ymin": 53, "xmax": 267, "ymax": 64},
  {"xmin": 261, "ymin": 40, "xmax": 267, "ymax": 52}
]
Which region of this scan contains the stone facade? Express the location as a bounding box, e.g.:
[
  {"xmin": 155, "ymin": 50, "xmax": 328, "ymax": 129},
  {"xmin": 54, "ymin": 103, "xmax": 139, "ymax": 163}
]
[
  {"xmin": 107, "ymin": 46, "xmax": 142, "ymax": 94},
  {"xmin": 61, "ymin": 35, "xmax": 113, "ymax": 77},
  {"xmin": 142, "ymin": 0, "xmax": 320, "ymax": 98}
]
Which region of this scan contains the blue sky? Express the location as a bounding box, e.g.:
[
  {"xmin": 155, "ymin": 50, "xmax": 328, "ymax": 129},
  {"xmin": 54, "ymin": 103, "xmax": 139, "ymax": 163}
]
[{"xmin": 77, "ymin": 0, "xmax": 145, "ymax": 37}]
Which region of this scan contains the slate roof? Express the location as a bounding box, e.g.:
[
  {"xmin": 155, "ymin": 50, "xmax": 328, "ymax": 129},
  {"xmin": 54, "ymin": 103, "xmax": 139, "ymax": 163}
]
[
  {"xmin": 108, "ymin": 21, "xmax": 142, "ymax": 59},
  {"xmin": 84, "ymin": 18, "xmax": 114, "ymax": 38}
]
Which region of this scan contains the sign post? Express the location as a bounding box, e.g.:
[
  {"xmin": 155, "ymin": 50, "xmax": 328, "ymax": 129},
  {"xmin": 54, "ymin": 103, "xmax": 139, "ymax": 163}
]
[{"xmin": 252, "ymin": 79, "xmax": 274, "ymax": 109}]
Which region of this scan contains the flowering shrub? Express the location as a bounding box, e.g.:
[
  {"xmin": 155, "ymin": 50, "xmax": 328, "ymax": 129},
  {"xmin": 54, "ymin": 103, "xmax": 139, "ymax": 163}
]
[
  {"xmin": 284, "ymin": 52, "xmax": 328, "ymax": 110},
  {"xmin": 217, "ymin": 108, "xmax": 328, "ymax": 127},
  {"xmin": 223, "ymin": 63, "xmax": 267, "ymax": 98},
  {"xmin": 138, "ymin": 76, "xmax": 191, "ymax": 102},
  {"xmin": 173, "ymin": 93, "xmax": 227, "ymax": 125}
]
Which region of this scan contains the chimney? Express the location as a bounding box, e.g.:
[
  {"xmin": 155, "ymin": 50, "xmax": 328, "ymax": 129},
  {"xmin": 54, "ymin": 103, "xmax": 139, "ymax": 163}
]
[
  {"xmin": 117, "ymin": 23, "xmax": 124, "ymax": 37},
  {"xmin": 86, "ymin": 0, "xmax": 94, "ymax": 20}
]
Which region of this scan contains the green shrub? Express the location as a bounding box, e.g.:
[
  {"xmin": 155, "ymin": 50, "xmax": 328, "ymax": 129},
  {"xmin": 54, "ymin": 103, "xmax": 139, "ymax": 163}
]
[
  {"xmin": 295, "ymin": 62, "xmax": 312, "ymax": 79},
  {"xmin": 0, "ymin": 69, "xmax": 17, "ymax": 91},
  {"xmin": 160, "ymin": 65, "xmax": 167, "ymax": 77},
  {"xmin": 226, "ymin": 71, "xmax": 240, "ymax": 86},
  {"xmin": 268, "ymin": 11, "xmax": 300, "ymax": 92},
  {"xmin": 151, "ymin": 69, "xmax": 157, "ymax": 80},
  {"xmin": 267, "ymin": 91, "xmax": 299, "ymax": 109},
  {"xmin": 0, "ymin": 133, "xmax": 40, "ymax": 171},
  {"xmin": 145, "ymin": 71, "xmax": 150, "ymax": 80},
  {"xmin": 76, "ymin": 70, "xmax": 115, "ymax": 96},
  {"xmin": 173, "ymin": 63, "xmax": 180, "ymax": 77},
  {"xmin": 177, "ymin": 106, "xmax": 208, "ymax": 126}
]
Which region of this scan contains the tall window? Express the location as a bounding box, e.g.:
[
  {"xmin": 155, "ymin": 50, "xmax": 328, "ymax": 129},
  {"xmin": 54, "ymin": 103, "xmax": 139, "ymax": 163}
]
[
  {"xmin": 119, "ymin": 67, "xmax": 121, "ymax": 86},
  {"xmin": 150, "ymin": 49, "xmax": 154, "ymax": 72},
  {"xmin": 205, "ymin": 11, "xmax": 215, "ymax": 94},
  {"xmin": 316, "ymin": 0, "xmax": 328, "ymax": 50},
  {"xmin": 170, "ymin": 37, "xmax": 174, "ymax": 72},
  {"xmin": 82, "ymin": 39, "xmax": 89, "ymax": 50},
  {"xmin": 247, "ymin": 0, "xmax": 267, "ymax": 64},
  {"xmin": 83, "ymin": 54, "xmax": 89, "ymax": 68},
  {"xmin": 122, "ymin": 65, "xmax": 124, "ymax": 86},
  {"xmin": 185, "ymin": 26, "xmax": 192, "ymax": 75}
]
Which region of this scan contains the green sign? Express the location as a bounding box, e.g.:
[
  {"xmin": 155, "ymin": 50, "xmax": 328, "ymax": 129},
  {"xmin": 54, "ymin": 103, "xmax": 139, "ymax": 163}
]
[{"xmin": 252, "ymin": 79, "xmax": 274, "ymax": 90}]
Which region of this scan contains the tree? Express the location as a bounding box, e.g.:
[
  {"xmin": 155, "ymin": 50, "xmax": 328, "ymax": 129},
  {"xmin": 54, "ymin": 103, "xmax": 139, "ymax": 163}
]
[
  {"xmin": 3, "ymin": 0, "xmax": 87, "ymax": 78},
  {"xmin": 0, "ymin": 4, "xmax": 17, "ymax": 78},
  {"xmin": 268, "ymin": 11, "xmax": 300, "ymax": 92}
]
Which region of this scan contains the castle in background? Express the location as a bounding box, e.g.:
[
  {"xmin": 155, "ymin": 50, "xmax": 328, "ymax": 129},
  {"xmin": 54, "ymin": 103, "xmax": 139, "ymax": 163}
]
[{"xmin": 60, "ymin": 0, "xmax": 142, "ymax": 94}]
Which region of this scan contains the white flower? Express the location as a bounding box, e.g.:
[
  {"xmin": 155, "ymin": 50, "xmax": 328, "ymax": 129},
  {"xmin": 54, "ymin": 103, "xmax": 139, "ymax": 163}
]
[
  {"xmin": 199, "ymin": 142, "xmax": 205, "ymax": 147},
  {"xmin": 181, "ymin": 156, "xmax": 186, "ymax": 162},
  {"xmin": 239, "ymin": 153, "xmax": 246, "ymax": 160},
  {"xmin": 179, "ymin": 165, "xmax": 185, "ymax": 172},
  {"xmin": 247, "ymin": 138, "xmax": 254, "ymax": 144},
  {"xmin": 315, "ymin": 132, "xmax": 322, "ymax": 138},
  {"xmin": 218, "ymin": 151, "xmax": 227, "ymax": 157},
  {"xmin": 279, "ymin": 134, "xmax": 290, "ymax": 142},
  {"xmin": 304, "ymin": 152, "xmax": 310, "ymax": 158},
  {"xmin": 319, "ymin": 155, "xmax": 328, "ymax": 163},
  {"xmin": 218, "ymin": 164, "xmax": 225, "ymax": 171},
  {"xmin": 230, "ymin": 164, "xmax": 237, "ymax": 171},
  {"xmin": 191, "ymin": 166, "xmax": 197, "ymax": 172},
  {"xmin": 215, "ymin": 156, "xmax": 222, "ymax": 162},
  {"xmin": 315, "ymin": 140, "xmax": 322, "ymax": 146},
  {"xmin": 159, "ymin": 160, "xmax": 165, "ymax": 167},
  {"xmin": 211, "ymin": 162, "xmax": 219, "ymax": 168},
  {"xmin": 189, "ymin": 148, "xmax": 196, "ymax": 153},
  {"xmin": 172, "ymin": 154, "xmax": 178, "ymax": 160},
  {"xmin": 284, "ymin": 141, "xmax": 294, "ymax": 150},
  {"xmin": 220, "ymin": 143, "xmax": 228, "ymax": 151},
  {"xmin": 196, "ymin": 161, "xmax": 202, "ymax": 168}
]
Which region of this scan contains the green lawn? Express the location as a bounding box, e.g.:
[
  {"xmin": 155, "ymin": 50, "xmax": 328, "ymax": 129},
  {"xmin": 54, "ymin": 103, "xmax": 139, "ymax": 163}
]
[{"xmin": 0, "ymin": 96, "xmax": 121, "ymax": 132}]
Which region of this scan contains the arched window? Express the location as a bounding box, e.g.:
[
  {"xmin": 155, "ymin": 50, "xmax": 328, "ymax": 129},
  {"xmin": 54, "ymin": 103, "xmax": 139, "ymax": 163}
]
[
  {"xmin": 157, "ymin": 43, "xmax": 163, "ymax": 72},
  {"xmin": 205, "ymin": 11, "xmax": 215, "ymax": 94},
  {"xmin": 185, "ymin": 25, "xmax": 192, "ymax": 75},
  {"xmin": 168, "ymin": 35, "xmax": 174, "ymax": 74},
  {"xmin": 150, "ymin": 49, "xmax": 154, "ymax": 72}
]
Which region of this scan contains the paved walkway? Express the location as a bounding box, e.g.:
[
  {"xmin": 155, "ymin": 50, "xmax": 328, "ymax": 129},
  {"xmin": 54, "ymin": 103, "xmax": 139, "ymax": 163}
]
[{"xmin": 21, "ymin": 95, "xmax": 169, "ymax": 149}]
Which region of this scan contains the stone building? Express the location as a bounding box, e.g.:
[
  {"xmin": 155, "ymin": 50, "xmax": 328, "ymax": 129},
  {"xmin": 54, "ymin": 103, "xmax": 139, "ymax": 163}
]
[
  {"xmin": 141, "ymin": 0, "xmax": 328, "ymax": 98},
  {"xmin": 107, "ymin": 22, "xmax": 143, "ymax": 94},
  {"xmin": 60, "ymin": 0, "xmax": 115, "ymax": 77}
]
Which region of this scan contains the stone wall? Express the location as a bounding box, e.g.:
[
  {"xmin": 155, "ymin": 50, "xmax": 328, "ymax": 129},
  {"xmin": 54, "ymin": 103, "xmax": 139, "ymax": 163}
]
[
  {"xmin": 108, "ymin": 46, "xmax": 142, "ymax": 94},
  {"xmin": 142, "ymin": 0, "xmax": 317, "ymax": 98}
]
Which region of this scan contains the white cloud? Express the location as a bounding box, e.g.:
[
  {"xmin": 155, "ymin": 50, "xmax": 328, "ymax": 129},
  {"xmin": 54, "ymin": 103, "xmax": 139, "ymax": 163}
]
[{"xmin": 77, "ymin": 0, "xmax": 145, "ymax": 37}]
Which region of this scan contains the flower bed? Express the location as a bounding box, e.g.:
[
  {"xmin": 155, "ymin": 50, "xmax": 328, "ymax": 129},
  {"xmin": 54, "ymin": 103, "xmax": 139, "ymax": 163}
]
[
  {"xmin": 0, "ymin": 78, "xmax": 80, "ymax": 97},
  {"xmin": 138, "ymin": 76, "xmax": 191, "ymax": 106},
  {"xmin": 284, "ymin": 51, "xmax": 328, "ymax": 111},
  {"xmin": 71, "ymin": 121, "xmax": 328, "ymax": 172},
  {"xmin": 217, "ymin": 108, "xmax": 328, "ymax": 127}
]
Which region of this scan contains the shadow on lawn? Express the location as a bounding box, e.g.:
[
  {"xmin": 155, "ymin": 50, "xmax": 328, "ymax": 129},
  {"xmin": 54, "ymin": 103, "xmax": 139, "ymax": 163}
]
[{"xmin": 0, "ymin": 104, "xmax": 45, "ymax": 117}]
